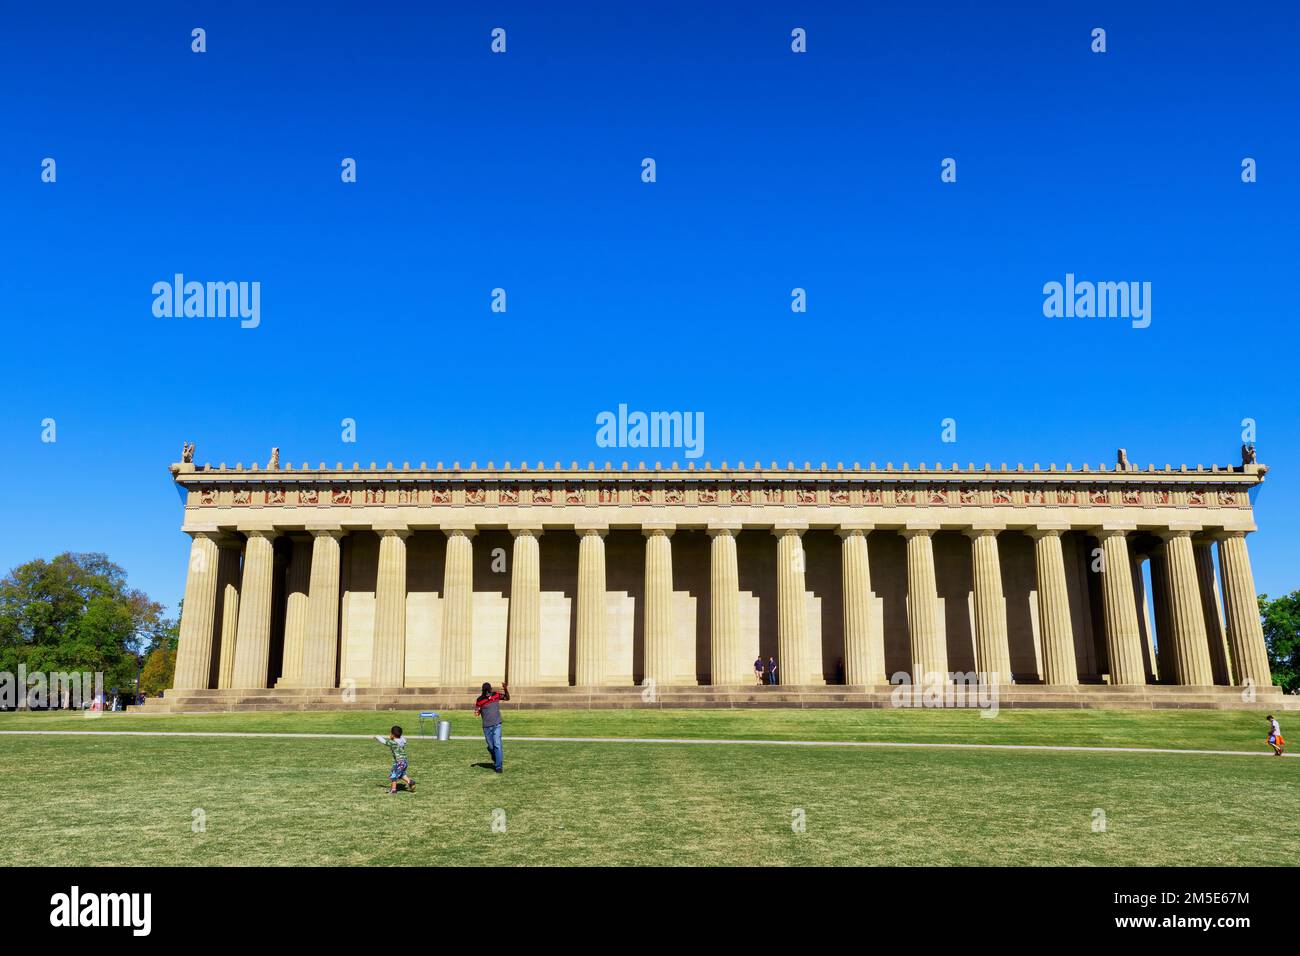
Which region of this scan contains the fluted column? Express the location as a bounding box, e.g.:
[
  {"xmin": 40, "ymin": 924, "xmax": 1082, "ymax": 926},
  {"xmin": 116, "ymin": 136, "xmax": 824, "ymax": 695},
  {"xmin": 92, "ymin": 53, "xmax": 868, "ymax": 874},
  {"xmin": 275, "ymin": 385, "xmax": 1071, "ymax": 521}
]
[
  {"xmin": 301, "ymin": 528, "xmax": 344, "ymax": 687},
  {"xmin": 372, "ymin": 527, "xmax": 410, "ymax": 687},
  {"xmin": 1130, "ymin": 552, "xmax": 1158, "ymax": 682},
  {"xmin": 441, "ymin": 529, "xmax": 475, "ymax": 686},
  {"xmin": 575, "ymin": 528, "xmax": 608, "ymax": 686},
  {"xmin": 1193, "ymin": 538, "xmax": 1233, "ymax": 685},
  {"xmin": 774, "ymin": 527, "xmax": 810, "ymax": 685},
  {"xmin": 214, "ymin": 539, "xmax": 243, "ymax": 689},
  {"xmin": 643, "ymin": 527, "xmax": 675, "ymax": 685},
  {"xmin": 1149, "ymin": 546, "xmax": 1178, "ymax": 681},
  {"xmin": 840, "ymin": 527, "xmax": 884, "ymax": 685},
  {"xmin": 966, "ymin": 528, "xmax": 1011, "ymax": 685},
  {"xmin": 1217, "ymin": 531, "xmax": 1273, "ymax": 687},
  {"xmin": 276, "ymin": 535, "xmax": 313, "ymax": 687},
  {"xmin": 230, "ymin": 530, "xmax": 278, "ymax": 689},
  {"xmin": 709, "ymin": 527, "xmax": 744, "ymax": 685},
  {"xmin": 270, "ymin": 547, "xmax": 289, "ymax": 683},
  {"xmin": 1160, "ymin": 530, "xmax": 1214, "ymax": 685},
  {"xmin": 902, "ymin": 527, "xmax": 945, "ymax": 683},
  {"xmin": 1029, "ymin": 528, "xmax": 1078, "ymax": 685},
  {"xmin": 173, "ymin": 532, "xmax": 221, "ymax": 689},
  {"xmin": 1096, "ymin": 530, "xmax": 1146, "ymax": 685},
  {"xmin": 506, "ymin": 528, "xmax": 541, "ymax": 685}
]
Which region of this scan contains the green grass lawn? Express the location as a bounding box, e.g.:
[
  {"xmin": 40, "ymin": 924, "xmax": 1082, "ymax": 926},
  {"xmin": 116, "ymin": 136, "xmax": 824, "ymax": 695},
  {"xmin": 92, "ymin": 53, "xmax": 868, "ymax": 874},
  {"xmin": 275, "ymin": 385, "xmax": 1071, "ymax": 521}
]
[{"xmin": 0, "ymin": 709, "xmax": 1293, "ymax": 866}]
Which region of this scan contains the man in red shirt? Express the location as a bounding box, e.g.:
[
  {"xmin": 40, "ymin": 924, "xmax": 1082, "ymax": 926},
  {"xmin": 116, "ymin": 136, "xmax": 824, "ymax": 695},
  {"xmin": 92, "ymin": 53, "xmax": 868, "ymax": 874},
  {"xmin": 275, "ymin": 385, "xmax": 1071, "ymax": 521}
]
[{"xmin": 475, "ymin": 681, "xmax": 511, "ymax": 773}]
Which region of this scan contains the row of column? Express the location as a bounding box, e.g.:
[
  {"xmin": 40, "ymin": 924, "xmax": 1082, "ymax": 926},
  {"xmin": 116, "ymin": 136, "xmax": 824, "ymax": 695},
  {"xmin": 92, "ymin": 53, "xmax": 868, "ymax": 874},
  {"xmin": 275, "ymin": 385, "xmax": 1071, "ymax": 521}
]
[
  {"xmin": 1140, "ymin": 532, "xmax": 1271, "ymax": 688},
  {"xmin": 172, "ymin": 524, "xmax": 1273, "ymax": 690}
]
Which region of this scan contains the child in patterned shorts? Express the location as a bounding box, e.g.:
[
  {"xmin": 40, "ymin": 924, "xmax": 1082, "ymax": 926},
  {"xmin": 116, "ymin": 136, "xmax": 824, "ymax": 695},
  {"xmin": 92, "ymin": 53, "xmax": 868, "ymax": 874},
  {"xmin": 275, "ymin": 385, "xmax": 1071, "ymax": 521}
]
[
  {"xmin": 375, "ymin": 725, "xmax": 415, "ymax": 794},
  {"xmin": 1267, "ymin": 715, "xmax": 1286, "ymax": 757}
]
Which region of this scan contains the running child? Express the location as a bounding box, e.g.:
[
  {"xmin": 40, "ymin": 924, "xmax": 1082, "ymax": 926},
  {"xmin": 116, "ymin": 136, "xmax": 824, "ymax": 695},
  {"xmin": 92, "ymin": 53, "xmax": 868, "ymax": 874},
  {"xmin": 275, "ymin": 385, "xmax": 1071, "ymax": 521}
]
[
  {"xmin": 1266, "ymin": 714, "xmax": 1285, "ymax": 757},
  {"xmin": 375, "ymin": 724, "xmax": 415, "ymax": 793}
]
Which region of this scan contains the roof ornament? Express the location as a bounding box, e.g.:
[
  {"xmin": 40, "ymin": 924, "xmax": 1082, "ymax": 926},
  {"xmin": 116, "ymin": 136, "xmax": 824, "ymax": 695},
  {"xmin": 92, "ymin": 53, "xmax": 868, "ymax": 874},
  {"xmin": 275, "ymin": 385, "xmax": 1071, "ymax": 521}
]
[
  {"xmin": 1116, "ymin": 448, "xmax": 1130, "ymax": 471},
  {"xmin": 269, "ymin": 447, "xmax": 281, "ymax": 470},
  {"xmin": 181, "ymin": 441, "xmax": 195, "ymax": 464},
  {"xmin": 1241, "ymin": 443, "xmax": 1257, "ymax": 466}
]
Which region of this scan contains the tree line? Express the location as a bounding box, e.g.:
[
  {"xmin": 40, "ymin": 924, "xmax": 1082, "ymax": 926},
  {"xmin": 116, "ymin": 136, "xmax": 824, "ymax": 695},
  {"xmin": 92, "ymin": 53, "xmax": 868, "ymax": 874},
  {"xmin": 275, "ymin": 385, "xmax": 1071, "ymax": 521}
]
[{"xmin": 0, "ymin": 553, "xmax": 178, "ymax": 700}]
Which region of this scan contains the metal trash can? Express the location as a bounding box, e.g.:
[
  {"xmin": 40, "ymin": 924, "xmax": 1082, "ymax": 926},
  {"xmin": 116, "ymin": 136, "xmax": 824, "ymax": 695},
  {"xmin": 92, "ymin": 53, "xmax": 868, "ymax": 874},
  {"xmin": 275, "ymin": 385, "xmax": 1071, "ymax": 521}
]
[{"xmin": 437, "ymin": 719, "xmax": 451, "ymax": 741}]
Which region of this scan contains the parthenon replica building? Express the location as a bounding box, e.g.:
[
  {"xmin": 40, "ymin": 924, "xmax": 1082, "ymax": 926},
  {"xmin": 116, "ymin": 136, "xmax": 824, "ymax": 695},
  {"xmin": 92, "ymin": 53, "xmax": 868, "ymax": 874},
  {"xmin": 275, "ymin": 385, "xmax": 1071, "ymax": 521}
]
[{"xmin": 156, "ymin": 449, "xmax": 1285, "ymax": 711}]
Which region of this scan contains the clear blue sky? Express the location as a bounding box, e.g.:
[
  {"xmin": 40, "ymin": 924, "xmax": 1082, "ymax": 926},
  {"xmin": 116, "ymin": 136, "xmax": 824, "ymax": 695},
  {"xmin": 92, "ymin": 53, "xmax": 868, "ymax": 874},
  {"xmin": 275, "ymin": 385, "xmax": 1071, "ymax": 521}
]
[{"xmin": 2, "ymin": 1, "xmax": 1296, "ymax": 614}]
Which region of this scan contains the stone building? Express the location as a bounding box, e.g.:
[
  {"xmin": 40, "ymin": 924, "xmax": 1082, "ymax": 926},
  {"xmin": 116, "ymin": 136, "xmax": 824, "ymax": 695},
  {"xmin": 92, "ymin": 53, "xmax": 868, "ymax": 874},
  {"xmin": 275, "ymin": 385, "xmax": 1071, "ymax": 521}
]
[{"xmin": 155, "ymin": 450, "xmax": 1284, "ymax": 711}]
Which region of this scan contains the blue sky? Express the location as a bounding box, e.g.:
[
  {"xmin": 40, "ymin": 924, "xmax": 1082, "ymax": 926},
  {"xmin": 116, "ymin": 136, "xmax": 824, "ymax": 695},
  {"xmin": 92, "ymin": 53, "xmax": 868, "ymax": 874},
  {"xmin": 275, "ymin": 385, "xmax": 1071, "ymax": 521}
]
[{"xmin": 1, "ymin": 1, "xmax": 1297, "ymax": 613}]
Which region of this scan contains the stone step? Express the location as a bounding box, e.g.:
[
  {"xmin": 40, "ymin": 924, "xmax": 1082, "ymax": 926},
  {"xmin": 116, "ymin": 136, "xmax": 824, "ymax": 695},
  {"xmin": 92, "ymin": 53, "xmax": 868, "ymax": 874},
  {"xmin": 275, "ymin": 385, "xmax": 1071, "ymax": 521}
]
[{"xmin": 146, "ymin": 684, "xmax": 1300, "ymax": 713}]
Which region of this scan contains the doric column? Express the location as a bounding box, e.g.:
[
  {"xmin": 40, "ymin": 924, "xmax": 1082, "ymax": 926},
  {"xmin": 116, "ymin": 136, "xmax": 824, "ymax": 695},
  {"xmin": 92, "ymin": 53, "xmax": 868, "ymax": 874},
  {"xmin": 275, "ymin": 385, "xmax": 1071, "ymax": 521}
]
[
  {"xmin": 902, "ymin": 526, "xmax": 946, "ymax": 683},
  {"xmin": 1149, "ymin": 545, "xmax": 1178, "ymax": 680},
  {"xmin": 441, "ymin": 529, "xmax": 475, "ymax": 686},
  {"xmin": 840, "ymin": 526, "xmax": 885, "ymax": 685},
  {"xmin": 643, "ymin": 526, "xmax": 675, "ymax": 685},
  {"xmin": 506, "ymin": 527, "xmax": 542, "ymax": 685},
  {"xmin": 276, "ymin": 535, "xmax": 313, "ymax": 687},
  {"xmin": 1159, "ymin": 530, "xmax": 1214, "ymax": 685},
  {"xmin": 1130, "ymin": 551, "xmax": 1158, "ymax": 682},
  {"xmin": 575, "ymin": 528, "xmax": 608, "ymax": 686},
  {"xmin": 230, "ymin": 530, "xmax": 278, "ymax": 689},
  {"xmin": 1193, "ymin": 537, "xmax": 1233, "ymax": 685},
  {"xmin": 300, "ymin": 528, "xmax": 344, "ymax": 688},
  {"xmin": 1096, "ymin": 529, "xmax": 1146, "ymax": 685},
  {"xmin": 1028, "ymin": 527, "xmax": 1078, "ymax": 686},
  {"xmin": 173, "ymin": 532, "xmax": 221, "ymax": 690},
  {"xmin": 708, "ymin": 526, "xmax": 744, "ymax": 685},
  {"xmin": 774, "ymin": 526, "xmax": 810, "ymax": 685},
  {"xmin": 270, "ymin": 546, "xmax": 289, "ymax": 681},
  {"xmin": 1216, "ymin": 531, "xmax": 1273, "ymax": 687},
  {"xmin": 966, "ymin": 527, "xmax": 1011, "ymax": 685},
  {"xmin": 214, "ymin": 539, "xmax": 243, "ymax": 689},
  {"xmin": 372, "ymin": 526, "xmax": 410, "ymax": 687}
]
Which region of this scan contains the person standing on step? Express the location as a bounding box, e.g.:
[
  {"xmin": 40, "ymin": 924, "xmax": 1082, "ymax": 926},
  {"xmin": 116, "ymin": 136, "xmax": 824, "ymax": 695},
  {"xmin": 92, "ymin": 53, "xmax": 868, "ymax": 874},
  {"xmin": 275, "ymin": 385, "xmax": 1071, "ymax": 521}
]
[
  {"xmin": 767, "ymin": 655, "xmax": 778, "ymax": 686},
  {"xmin": 476, "ymin": 681, "xmax": 511, "ymax": 773},
  {"xmin": 754, "ymin": 656, "xmax": 765, "ymax": 686}
]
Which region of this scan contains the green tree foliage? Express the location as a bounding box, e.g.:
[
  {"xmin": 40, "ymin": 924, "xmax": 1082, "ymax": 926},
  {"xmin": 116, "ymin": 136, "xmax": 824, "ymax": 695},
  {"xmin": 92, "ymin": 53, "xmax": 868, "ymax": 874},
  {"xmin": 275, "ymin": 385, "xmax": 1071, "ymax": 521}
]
[
  {"xmin": 139, "ymin": 645, "xmax": 177, "ymax": 696},
  {"xmin": 0, "ymin": 553, "xmax": 176, "ymax": 693},
  {"xmin": 1260, "ymin": 591, "xmax": 1300, "ymax": 693}
]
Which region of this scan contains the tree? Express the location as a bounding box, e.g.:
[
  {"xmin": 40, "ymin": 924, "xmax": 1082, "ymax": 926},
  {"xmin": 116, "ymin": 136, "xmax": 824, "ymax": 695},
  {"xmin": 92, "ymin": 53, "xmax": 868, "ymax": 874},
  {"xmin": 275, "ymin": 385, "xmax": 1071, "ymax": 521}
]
[
  {"xmin": 139, "ymin": 645, "xmax": 177, "ymax": 696},
  {"xmin": 0, "ymin": 553, "xmax": 176, "ymax": 694},
  {"xmin": 1260, "ymin": 591, "xmax": 1300, "ymax": 693}
]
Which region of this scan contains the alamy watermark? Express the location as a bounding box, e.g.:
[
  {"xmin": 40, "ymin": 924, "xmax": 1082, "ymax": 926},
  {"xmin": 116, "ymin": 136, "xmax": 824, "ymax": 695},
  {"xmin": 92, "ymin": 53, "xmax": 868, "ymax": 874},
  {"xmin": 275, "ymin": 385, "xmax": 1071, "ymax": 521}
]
[
  {"xmin": 1042, "ymin": 273, "xmax": 1150, "ymax": 329},
  {"xmin": 152, "ymin": 274, "xmax": 261, "ymax": 329},
  {"xmin": 595, "ymin": 404, "xmax": 704, "ymax": 459},
  {"xmin": 1, "ymin": 666, "xmax": 105, "ymax": 710},
  {"xmin": 49, "ymin": 886, "xmax": 151, "ymax": 936},
  {"xmin": 890, "ymin": 671, "xmax": 1000, "ymax": 716}
]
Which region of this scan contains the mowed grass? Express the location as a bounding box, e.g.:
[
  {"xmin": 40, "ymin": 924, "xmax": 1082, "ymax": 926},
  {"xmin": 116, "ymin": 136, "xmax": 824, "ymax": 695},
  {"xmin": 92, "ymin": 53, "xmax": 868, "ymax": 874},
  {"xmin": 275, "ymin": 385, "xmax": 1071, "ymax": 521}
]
[
  {"xmin": 0, "ymin": 710, "xmax": 1295, "ymax": 866},
  {"xmin": 0, "ymin": 706, "xmax": 1287, "ymax": 751}
]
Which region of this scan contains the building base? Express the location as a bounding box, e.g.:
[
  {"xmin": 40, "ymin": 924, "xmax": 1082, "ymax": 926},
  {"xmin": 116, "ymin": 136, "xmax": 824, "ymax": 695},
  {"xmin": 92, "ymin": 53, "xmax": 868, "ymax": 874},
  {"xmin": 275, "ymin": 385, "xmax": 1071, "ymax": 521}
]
[{"xmin": 145, "ymin": 683, "xmax": 1298, "ymax": 713}]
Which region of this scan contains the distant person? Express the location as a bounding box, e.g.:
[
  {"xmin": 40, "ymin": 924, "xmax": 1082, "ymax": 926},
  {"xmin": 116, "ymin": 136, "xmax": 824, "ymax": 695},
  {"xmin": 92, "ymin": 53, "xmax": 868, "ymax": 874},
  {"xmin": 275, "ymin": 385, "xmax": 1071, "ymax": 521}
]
[
  {"xmin": 767, "ymin": 656, "xmax": 778, "ymax": 686},
  {"xmin": 1266, "ymin": 715, "xmax": 1285, "ymax": 757},
  {"xmin": 754, "ymin": 657, "xmax": 765, "ymax": 685},
  {"xmin": 835, "ymin": 657, "xmax": 845, "ymax": 685},
  {"xmin": 375, "ymin": 724, "xmax": 414, "ymax": 794},
  {"xmin": 475, "ymin": 681, "xmax": 511, "ymax": 773}
]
